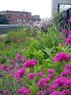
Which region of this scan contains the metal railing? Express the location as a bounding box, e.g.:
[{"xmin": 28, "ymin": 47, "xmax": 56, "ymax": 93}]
[
  {"xmin": 60, "ymin": 8, "xmax": 71, "ymax": 30},
  {"xmin": 0, "ymin": 24, "xmax": 22, "ymax": 35}
]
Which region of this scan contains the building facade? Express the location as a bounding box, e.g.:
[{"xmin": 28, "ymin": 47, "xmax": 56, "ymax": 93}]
[
  {"xmin": 0, "ymin": 11, "xmax": 41, "ymax": 25},
  {"xmin": 51, "ymin": 0, "xmax": 71, "ymax": 17}
]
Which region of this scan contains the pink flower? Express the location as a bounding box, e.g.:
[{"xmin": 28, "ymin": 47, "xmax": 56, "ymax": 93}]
[
  {"xmin": 47, "ymin": 68, "xmax": 55, "ymax": 74},
  {"xmin": 23, "ymin": 59, "xmax": 38, "ymax": 68},
  {"xmin": 3, "ymin": 90, "xmax": 8, "ymax": 95},
  {"xmin": 66, "ymin": 36, "xmax": 71, "ymax": 45},
  {"xmin": 61, "ymin": 90, "xmax": 71, "ymax": 95},
  {"xmin": 15, "ymin": 68, "xmax": 26, "ymax": 79},
  {"xmin": 53, "ymin": 77, "xmax": 69, "ymax": 88},
  {"xmin": 15, "ymin": 53, "xmax": 21, "ymax": 61},
  {"xmin": 54, "ymin": 52, "xmax": 71, "ymax": 62},
  {"xmin": 37, "ymin": 78, "xmax": 45, "ymax": 88},
  {"xmin": 64, "ymin": 64, "xmax": 71, "ymax": 70},
  {"xmin": 62, "ymin": 29, "xmax": 68, "ymax": 34},
  {"xmin": 27, "ymin": 73, "xmax": 35, "ymax": 80},
  {"xmin": 36, "ymin": 71, "xmax": 44, "ymax": 77},
  {"xmin": 22, "ymin": 56, "xmax": 27, "ymax": 62},
  {"xmin": 18, "ymin": 87, "xmax": 31, "ymax": 95},
  {"xmin": 0, "ymin": 65, "xmax": 8, "ymax": 71},
  {"xmin": 37, "ymin": 77, "xmax": 50, "ymax": 88},
  {"xmin": 50, "ymin": 91, "xmax": 61, "ymax": 95}
]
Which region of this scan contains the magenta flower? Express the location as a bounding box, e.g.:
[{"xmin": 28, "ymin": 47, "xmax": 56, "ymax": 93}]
[
  {"xmin": 27, "ymin": 73, "xmax": 35, "ymax": 80},
  {"xmin": 47, "ymin": 68, "xmax": 55, "ymax": 74},
  {"xmin": 15, "ymin": 68, "xmax": 26, "ymax": 79},
  {"xmin": 61, "ymin": 90, "xmax": 71, "ymax": 95},
  {"xmin": 64, "ymin": 64, "xmax": 71, "ymax": 70},
  {"xmin": 37, "ymin": 77, "xmax": 50, "ymax": 88},
  {"xmin": 22, "ymin": 56, "xmax": 27, "ymax": 62},
  {"xmin": 23, "ymin": 59, "xmax": 38, "ymax": 67},
  {"xmin": 53, "ymin": 77, "xmax": 69, "ymax": 88},
  {"xmin": 66, "ymin": 36, "xmax": 71, "ymax": 45},
  {"xmin": 3, "ymin": 90, "xmax": 8, "ymax": 95},
  {"xmin": 0, "ymin": 65, "xmax": 8, "ymax": 71},
  {"xmin": 50, "ymin": 91, "xmax": 61, "ymax": 95},
  {"xmin": 37, "ymin": 78, "xmax": 45, "ymax": 88},
  {"xmin": 62, "ymin": 29, "xmax": 68, "ymax": 34},
  {"xmin": 54, "ymin": 52, "xmax": 71, "ymax": 62},
  {"xmin": 18, "ymin": 87, "xmax": 31, "ymax": 95},
  {"xmin": 15, "ymin": 53, "xmax": 21, "ymax": 61},
  {"xmin": 60, "ymin": 69, "xmax": 71, "ymax": 78},
  {"xmin": 36, "ymin": 71, "xmax": 44, "ymax": 77}
]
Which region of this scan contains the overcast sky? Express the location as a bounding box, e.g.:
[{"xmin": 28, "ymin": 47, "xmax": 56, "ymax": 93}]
[{"xmin": 0, "ymin": 0, "xmax": 52, "ymax": 18}]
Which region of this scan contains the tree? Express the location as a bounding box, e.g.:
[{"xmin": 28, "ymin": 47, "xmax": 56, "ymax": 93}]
[{"xmin": 0, "ymin": 14, "xmax": 9, "ymax": 24}]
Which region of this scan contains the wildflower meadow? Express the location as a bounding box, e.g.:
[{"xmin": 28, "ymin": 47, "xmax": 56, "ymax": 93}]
[{"xmin": 0, "ymin": 16, "xmax": 71, "ymax": 95}]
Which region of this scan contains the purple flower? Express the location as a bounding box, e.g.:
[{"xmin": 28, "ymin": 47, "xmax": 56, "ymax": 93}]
[
  {"xmin": 18, "ymin": 87, "xmax": 31, "ymax": 95},
  {"xmin": 60, "ymin": 69, "xmax": 71, "ymax": 77},
  {"xmin": 22, "ymin": 56, "xmax": 27, "ymax": 62},
  {"xmin": 15, "ymin": 68, "xmax": 26, "ymax": 79},
  {"xmin": 61, "ymin": 90, "xmax": 71, "ymax": 95},
  {"xmin": 37, "ymin": 78, "xmax": 45, "ymax": 88},
  {"xmin": 50, "ymin": 91, "xmax": 61, "ymax": 95},
  {"xmin": 15, "ymin": 53, "xmax": 21, "ymax": 61},
  {"xmin": 0, "ymin": 65, "xmax": 8, "ymax": 71},
  {"xmin": 54, "ymin": 52, "xmax": 71, "ymax": 62},
  {"xmin": 47, "ymin": 68, "xmax": 55, "ymax": 74},
  {"xmin": 66, "ymin": 36, "xmax": 71, "ymax": 45},
  {"xmin": 64, "ymin": 64, "xmax": 71, "ymax": 70},
  {"xmin": 3, "ymin": 90, "xmax": 8, "ymax": 95},
  {"xmin": 67, "ymin": 79, "xmax": 71, "ymax": 87},
  {"xmin": 37, "ymin": 77, "xmax": 50, "ymax": 88},
  {"xmin": 27, "ymin": 73, "xmax": 35, "ymax": 80},
  {"xmin": 62, "ymin": 29, "xmax": 68, "ymax": 34},
  {"xmin": 36, "ymin": 71, "xmax": 44, "ymax": 77},
  {"xmin": 53, "ymin": 77, "xmax": 68, "ymax": 88},
  {"xmin": 23, "ymin": 59, "xmax": 38, "ymax": 68}
]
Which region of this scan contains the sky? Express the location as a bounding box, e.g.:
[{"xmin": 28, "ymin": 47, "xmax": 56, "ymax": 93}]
[{"xmin": 0, "ymin": 0, "xmax": 52, "ymax": 18}]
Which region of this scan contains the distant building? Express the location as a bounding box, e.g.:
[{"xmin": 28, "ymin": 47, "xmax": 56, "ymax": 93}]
[{"xmin": 0, "ymin": 10, "xmax": 41, "ymax": 25}]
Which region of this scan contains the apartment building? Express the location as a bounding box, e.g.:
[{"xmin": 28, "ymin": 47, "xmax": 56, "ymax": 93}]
[{"xmin": 0, "ymin": 10, "xmax": 41, "ymax": 25}]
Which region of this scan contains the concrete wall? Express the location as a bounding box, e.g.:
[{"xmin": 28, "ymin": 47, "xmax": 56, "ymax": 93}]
[{"xmin": 51, "ymin": 0, "xmax": 71, "ymax": 17}]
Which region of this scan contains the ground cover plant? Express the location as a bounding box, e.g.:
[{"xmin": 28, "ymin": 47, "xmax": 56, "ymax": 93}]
[{"xmin": 0, "ymin": 16, "xmax": 71, "ymax": 95}]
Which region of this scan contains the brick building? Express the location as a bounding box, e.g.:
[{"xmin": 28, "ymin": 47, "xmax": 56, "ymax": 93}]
[{"xmin": 0, "ymin": 10, "xmax": 41, "ymax": 25}]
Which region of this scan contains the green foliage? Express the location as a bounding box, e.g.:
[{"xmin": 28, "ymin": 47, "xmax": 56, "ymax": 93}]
[{"xmin": 0, "ymin": 22, "xmax": 71, "ymax": 94}]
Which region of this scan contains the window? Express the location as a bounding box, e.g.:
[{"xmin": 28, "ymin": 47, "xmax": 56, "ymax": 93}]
[
  {"xmin": 17, "ymin": 14, "xmax": 19, "ymax": 16},
  {"xmin": 23, "ymin": 20, "xmax": 25, "ymax": 22},
  {"xmin": 17, "ymin": 19, "xmax": 19, "ymax": 22}
]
